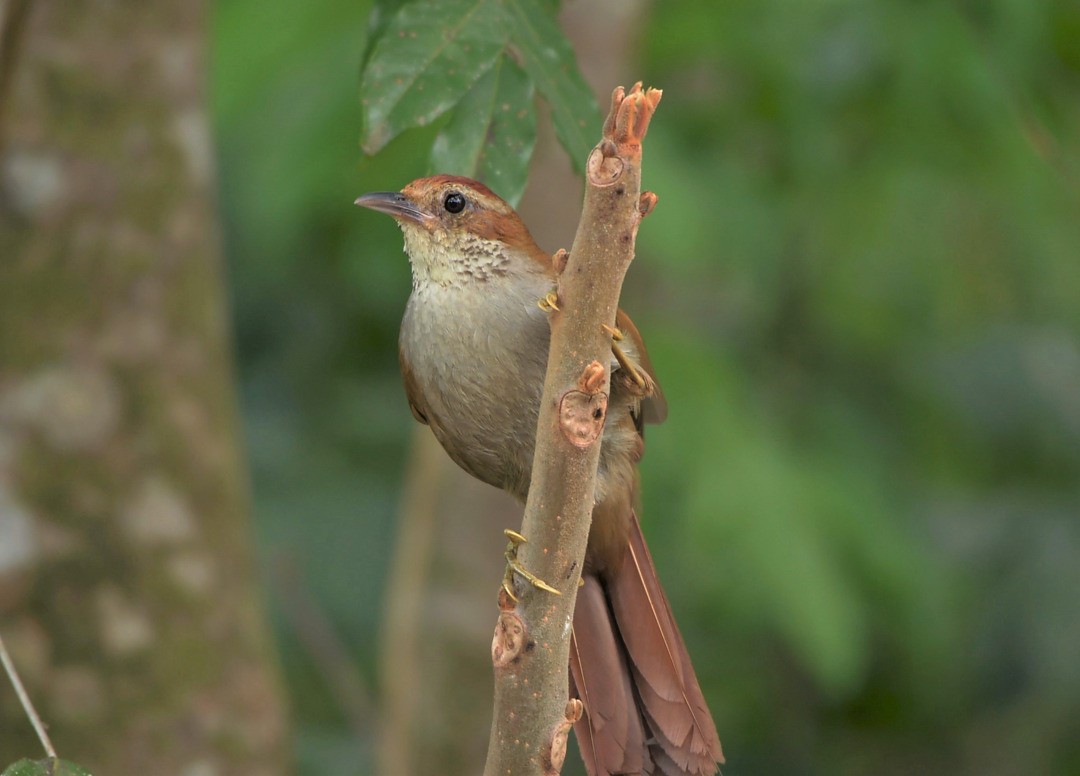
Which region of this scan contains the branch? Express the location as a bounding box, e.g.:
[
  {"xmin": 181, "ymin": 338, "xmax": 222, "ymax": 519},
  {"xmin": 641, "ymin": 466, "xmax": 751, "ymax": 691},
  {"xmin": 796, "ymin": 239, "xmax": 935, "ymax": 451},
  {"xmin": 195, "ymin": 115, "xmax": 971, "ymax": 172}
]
[
  {"xmin": 482, "ymin": 82, "xmax": 662, "ymax": 776},
  {"xmin": 0, "ymin": 630, "xmax": 58, "ymax": 759}
]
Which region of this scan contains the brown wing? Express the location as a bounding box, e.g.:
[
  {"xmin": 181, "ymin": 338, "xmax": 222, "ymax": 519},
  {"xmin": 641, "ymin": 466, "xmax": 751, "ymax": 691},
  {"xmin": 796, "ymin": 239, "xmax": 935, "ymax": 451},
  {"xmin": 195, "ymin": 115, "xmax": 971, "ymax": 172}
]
[{"xmin": 615, "ymin": 308, "xmax": 668, "ymax": 425}]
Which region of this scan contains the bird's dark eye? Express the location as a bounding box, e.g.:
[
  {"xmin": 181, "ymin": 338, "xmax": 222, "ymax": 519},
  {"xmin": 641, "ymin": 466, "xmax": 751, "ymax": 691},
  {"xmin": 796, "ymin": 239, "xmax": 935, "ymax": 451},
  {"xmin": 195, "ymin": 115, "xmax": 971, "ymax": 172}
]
[{"xmin": 443, "ymin": 191, "xmax": 466, "ymax": 214}]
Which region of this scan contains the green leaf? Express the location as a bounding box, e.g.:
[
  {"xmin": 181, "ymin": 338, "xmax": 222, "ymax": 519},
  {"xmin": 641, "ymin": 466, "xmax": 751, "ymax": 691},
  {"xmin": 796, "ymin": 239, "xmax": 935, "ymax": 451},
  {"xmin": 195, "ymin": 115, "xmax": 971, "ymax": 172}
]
[
  {"xmin": 360, "ymin": 0, "xmax": 511, "ymax": 155},
  {"xmin": 361, "ymin": 0, "xmax": 412, "ymax": 68},
  {"xmin": 504, "ymin": 0, "xmax": 601, "ymax": 172},
  {"xmin": 1, "ymin": 759, "xmax": 92, "ymax": 776},
  {"xmin": 430, "ymin": 57, "xmax": 537, "ymax": 205}
]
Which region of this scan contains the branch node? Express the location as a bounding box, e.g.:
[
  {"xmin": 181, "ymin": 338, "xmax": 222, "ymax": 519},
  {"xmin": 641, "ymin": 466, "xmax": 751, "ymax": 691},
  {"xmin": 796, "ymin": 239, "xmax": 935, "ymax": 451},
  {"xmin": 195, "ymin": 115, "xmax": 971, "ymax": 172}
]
[
  {"xmin": 639, "ymin": 190, "xmax": 658, "ymax": 218},
  {"xmin": 602, "ymin": 82, "xmax": 663, "ymax": 156},
  {"xmin": 586, "ymin": 143, "xmax": 624, "ymax": 186},
  {"xmin": 565, "ymin": 697, "xmax": 584, "ymax": 723},
  {"xmin": 559, "ymin": 362, "xmax": 608, "ymax": 448},
  {"xmin": 543, "ymin": 699, "xmax": 584, "ymax": 775},
  {"xmin": 588, "ymin": 83, "xmax": 662, "ymax": 185},
  {"xmin": 578, "ymin": 360, "xmax": 607, "ymax": 394},
  {"xmin": 497, "ymin": 586, "xmax": 517, "ymax": 612},
  {"xmin": 552, "ymin": 248, "xmax": 570, "ymax": 276},
  {"xmin": 559, "ymin": 390, "xmax": 607, "ymax": 448},
  {"xmin": 491, "ymin": 611, "xmax": 526, "ymax": 668},
  {"xmin": 602, "ymin": 86, "xmax": 625, "ymax": 138}
]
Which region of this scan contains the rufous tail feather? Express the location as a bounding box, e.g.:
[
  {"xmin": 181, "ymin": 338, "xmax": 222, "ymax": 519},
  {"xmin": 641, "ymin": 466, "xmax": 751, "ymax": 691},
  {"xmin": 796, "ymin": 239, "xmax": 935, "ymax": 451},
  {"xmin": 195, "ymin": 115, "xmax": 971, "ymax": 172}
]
[{"xmin": 570, "ymin": 510, "xmax": 723, "ymax": 775}]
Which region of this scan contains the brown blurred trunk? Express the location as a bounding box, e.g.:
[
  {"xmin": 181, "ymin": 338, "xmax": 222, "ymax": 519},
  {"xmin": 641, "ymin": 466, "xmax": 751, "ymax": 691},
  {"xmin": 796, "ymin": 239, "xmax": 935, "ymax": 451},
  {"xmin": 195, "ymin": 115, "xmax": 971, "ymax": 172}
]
[
  {"xmin": 378, "ymin": 429, "xmax": 520, "ymax": 776},
  {"xmin": 375, "ymin": 2, "xmax": 645, "ymax": 774},
  {"xmin": 0, "ymin": 1, "xmax": 288, "ymax": 773}
]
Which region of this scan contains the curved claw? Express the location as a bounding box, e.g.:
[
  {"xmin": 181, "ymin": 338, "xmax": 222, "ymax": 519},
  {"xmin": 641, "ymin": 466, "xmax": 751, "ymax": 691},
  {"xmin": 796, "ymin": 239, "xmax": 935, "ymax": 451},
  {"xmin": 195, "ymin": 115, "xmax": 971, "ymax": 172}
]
[
  {"xmin": 503, "ymin": 529, "xmax": 562, "ymax": 599},
  {"xmin": 603, "ymin": 324, "xmax": 649, "ymax": 392},
  {"xmin": 538, "ymin": 292, "xmax": 560, "ymax": 313},
  {"xmin": 502, "ymin": 579, "xmax": 519, "ymax": 603},
  {"xmin": 524, "ymin": 573, "xmax": 561, "ymax": 596},
  {"xmin": 601, "ymin": 323, "xmax": 624, "ymax": 342}
]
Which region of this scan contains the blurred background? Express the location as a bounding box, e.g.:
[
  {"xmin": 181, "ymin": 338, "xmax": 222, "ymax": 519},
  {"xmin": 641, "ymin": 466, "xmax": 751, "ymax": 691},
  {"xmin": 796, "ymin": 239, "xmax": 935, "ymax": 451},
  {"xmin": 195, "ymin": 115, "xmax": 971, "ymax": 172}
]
[{"xmin": 3, "ymin": 0, "xmax": 1079, "ymax": 774}]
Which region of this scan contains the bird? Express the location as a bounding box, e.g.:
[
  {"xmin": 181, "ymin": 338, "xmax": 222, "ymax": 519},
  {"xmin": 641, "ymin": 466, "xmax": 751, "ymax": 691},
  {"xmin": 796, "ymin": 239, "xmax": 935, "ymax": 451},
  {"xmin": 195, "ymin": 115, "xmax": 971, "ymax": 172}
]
[{"xmin": 356, "ymin": 174, "xmax": 723, "ymax": 775}]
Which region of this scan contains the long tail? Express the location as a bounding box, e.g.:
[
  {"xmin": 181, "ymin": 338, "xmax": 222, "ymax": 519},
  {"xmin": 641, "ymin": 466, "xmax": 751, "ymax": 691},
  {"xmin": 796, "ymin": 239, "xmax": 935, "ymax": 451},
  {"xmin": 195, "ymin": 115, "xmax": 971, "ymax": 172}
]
[{"xmin": 569, "ymin": 511, "xmax": 723, "ymax": 775}]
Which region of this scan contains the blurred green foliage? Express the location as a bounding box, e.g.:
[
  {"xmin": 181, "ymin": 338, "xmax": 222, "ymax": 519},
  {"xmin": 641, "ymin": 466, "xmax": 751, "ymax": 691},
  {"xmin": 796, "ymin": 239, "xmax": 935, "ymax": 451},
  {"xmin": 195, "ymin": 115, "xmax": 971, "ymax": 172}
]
[
  {"xmin": 212, "ymin": 0, "xmax": 1080, "ymax": 773},
  {"xmin": 0, "ymin": 761, "xmax": 91, "ymax": 776}
]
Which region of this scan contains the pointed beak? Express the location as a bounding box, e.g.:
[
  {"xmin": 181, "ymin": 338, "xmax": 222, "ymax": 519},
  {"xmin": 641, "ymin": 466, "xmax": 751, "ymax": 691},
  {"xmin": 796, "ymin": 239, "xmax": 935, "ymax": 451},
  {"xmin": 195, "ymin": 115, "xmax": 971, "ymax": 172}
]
[{"xmin": 354, "ymin": 191, "xmax": 431, "ymax": 225}]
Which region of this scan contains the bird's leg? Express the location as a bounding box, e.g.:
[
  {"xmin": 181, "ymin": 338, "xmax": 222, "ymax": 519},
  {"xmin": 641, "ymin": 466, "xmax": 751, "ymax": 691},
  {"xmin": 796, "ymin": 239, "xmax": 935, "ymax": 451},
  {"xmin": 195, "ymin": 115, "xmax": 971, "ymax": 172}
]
[
  {"xmin": 502, "ymin": 529, "xmax": 561, "ymax": 602},
  {"xmin": 602, "ymin": 323, "xmax": 649, "ymax": 393}
]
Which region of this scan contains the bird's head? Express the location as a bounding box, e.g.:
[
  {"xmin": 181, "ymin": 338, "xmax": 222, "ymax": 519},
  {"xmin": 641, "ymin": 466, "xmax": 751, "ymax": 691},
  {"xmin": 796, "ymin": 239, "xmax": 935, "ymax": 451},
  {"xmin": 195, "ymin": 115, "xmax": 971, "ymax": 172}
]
[{"xmin": 355, "ymin": 175, "xmax": 545, "ymax": 286}]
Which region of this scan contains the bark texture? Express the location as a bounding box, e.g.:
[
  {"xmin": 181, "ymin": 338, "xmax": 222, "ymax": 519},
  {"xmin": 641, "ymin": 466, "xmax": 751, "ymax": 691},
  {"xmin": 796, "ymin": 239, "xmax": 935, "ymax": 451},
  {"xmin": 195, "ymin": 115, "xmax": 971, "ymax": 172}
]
[
  {"xmin": 483, "ymin": 84, "xmax": 662, "ymax": 776},
  {"xmin": 0, "ymin": 2, "xmax": 288, "ymax": 773}
]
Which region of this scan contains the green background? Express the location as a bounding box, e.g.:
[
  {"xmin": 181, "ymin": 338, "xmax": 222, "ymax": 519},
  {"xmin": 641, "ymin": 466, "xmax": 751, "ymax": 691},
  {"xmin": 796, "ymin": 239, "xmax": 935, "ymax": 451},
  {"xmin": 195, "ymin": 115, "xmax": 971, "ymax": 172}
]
[{"xmin": 213, "ymin": 0, "xmax": 1080, "ymax": 773}]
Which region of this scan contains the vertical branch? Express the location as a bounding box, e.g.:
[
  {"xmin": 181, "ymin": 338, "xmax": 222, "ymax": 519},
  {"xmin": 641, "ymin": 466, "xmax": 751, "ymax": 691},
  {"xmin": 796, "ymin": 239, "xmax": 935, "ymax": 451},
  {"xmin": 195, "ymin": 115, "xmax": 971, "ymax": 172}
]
[{"xmin": 483, "ymin": 83, "xmax": 662, "ymax": 776}]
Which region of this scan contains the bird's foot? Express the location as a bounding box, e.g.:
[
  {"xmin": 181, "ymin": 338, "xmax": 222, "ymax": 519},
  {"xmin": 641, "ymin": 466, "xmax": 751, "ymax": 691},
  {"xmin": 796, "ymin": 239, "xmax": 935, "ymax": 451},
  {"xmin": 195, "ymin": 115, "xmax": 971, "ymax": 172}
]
[
  {"xmin": 502, "ymin": 529, "xmax": 561, "ymax": 602},
  {"xmin": 602, "ymin": 324, "xmax": 649, "ymax": 393},
  {"xmin": 538, "ymin": 291, "xmax": 560, "ymax": 313}
]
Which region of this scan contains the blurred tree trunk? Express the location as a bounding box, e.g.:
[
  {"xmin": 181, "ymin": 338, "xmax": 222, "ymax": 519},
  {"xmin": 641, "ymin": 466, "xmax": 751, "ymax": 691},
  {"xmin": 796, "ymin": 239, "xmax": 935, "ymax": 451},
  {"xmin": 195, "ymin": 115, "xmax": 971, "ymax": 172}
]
[
  {"xmin": 378, "ymin": 429, "xmax": 519, "ymax": 776},
  {"xmin": 0, "ymin": 2, "xmax": 288, "ymax": 773},
  {"xmin": 376, "ymin": 2, "xmax": 644, "ymax": 773}
]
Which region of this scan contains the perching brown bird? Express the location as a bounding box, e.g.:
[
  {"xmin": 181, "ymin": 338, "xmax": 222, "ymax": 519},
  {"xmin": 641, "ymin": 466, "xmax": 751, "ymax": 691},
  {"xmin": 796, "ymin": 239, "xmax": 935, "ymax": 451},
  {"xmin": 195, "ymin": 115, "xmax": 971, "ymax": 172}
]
[{"xmin": 357, "ymin": 174, "xmax": 723, "ymax": 775}]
